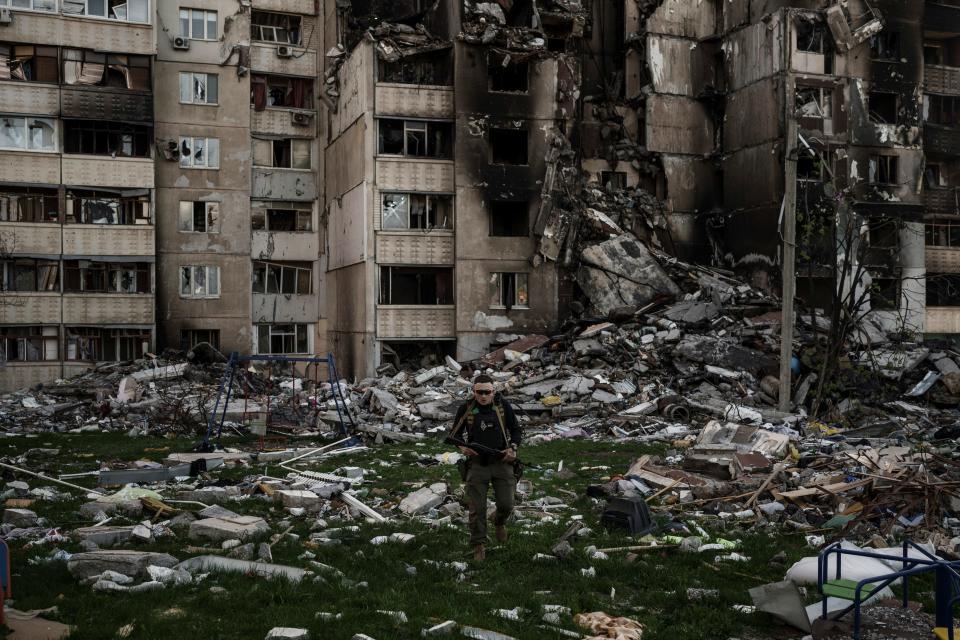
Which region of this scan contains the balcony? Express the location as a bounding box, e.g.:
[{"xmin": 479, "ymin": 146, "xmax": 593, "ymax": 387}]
[
  {"xmin": 925, "ymin": 123, "xmax": 960, "ymax": 155},
  {"xmin": 926, "ymin": 65, "xmax": 960, "ymax": 95},
  {"xmin": 376, "ymin": 232, "xmax": 455, "ymax": 265},
  {"xmin": 925, "ymin": 187, "xmax": 960, "ymax": 214},
  {"xmin": 377, "ymin": 306, "xmax": 456, "ymax": 339},
  {"xmin": 252, "ymin": 293, "xmax": 319, "ymax": 323},
  {"xmin": 251, "ymin": 168, "xmax": 317, "ymax": 201},
  {"xmin": 0, "ymin": 151, "xmax": 59, "ymax": 184},
  {"xmin": 376, "ymin": 158, "xmax": 455, "ymax": 192},
  {"xmin": 0, "ymin": 364, "xmax": 62, "ymax": 394},
  {"xmin": 61, "ymin": 87, "xmax": 153, "ymax": 122},
  {"xmin": 250, "ymin": 107, "xmax": 317, "ymax": 137},
  {"xmin": 927, "ymin": 246, "xmax": 960, "ymax": 272},
  {"xmin": 0, "ymin": 222, "xmax": 61, "ymax": 255},
  {"xmin": 927, "ymin": 307, "xmax": 960, "ymax": 333},
  {"xmin": 251, "ymin": 0, "xmax": 316, "ymax": 13},
  {"xmin": 375, "ymin": 85, "xmax": 454, "ymax": 119},
  {"xmin": 62, "ymin": 156, "xmax": 153, "ymax": 189},
  {"xmin": 0, "ymin": 292, "xmax": 60, "ymax": 324},
  {"xmin": 4, "ymin": 11, "xmax": 154, "ymax": 56},
  {"xmin": 0, "ymin": 82, "xmax": 59, "ymax": 116},
  {"xmin": 62, "ymin": 293, "xmax": 154, "ymax": 324},
  {"xmin": 926, "ymin": 3, "xmax": 960, "ymax": 34},
  {"xmin": 62, "ymin": 226, "xmax": 154, "ymax": 257},
  {"xmin": 249, "ymin": 44, "xmax": 316, "ymax": 77},
  {"xmin": 251, "ymin": 231, "xmax": 318, "ymax": 261}
]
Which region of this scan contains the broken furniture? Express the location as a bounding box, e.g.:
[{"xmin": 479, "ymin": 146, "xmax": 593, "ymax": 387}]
[
  {"xmin": 201, "ymin": 352, "xmax": 355, "ymax": 451},
  {"xmin": 817, "ymin": 540, "xmax": 960, "ymax": 640},
  {"xmin": 600, "ymin": 497, "xmax": 654, "ymax": 536}
]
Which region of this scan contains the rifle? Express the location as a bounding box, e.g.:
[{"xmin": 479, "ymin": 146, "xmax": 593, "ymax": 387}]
[{"xmin": 444, "ymin": 435, "xmax": 505, "ymax": 458}]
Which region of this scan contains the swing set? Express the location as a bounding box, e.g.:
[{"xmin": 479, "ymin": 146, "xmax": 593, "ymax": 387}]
[{"xmin": 198, "ymin": 352, "xmax": 355, "ymax": 452}]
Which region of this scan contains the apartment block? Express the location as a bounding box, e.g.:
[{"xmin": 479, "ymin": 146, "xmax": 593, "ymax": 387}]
[
  {"xmin": 0, "ymin": 1, "xmax": 156, "ymax": 392},
  {"xmin": 154, "ymin": 0, "xmax": 323, "ymax": 358}
]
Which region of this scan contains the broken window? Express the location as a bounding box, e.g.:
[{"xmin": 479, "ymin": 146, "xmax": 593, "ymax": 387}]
[
  {"xmin": 0, "ymin": 116, "xmax": 56, "ymax": 152},
  {"xmin": 378, "ymin": 51, "xmax": 452, "ymax": 85},
  {"xmin": 490, "ymin": 272, "xmax": 529, "ymax": 310},
  {"xmin": 0, "ymin": 259, "xmax": 59, "ymax": 292},
  {"xmin": 796, "ymin": 86, "xmax": 833, "ymax": 119},
  {"xmin": 600, "ymin": 171, "xmax": 628, "ymax": 190},
  {"xmin": 870, "ymin": 32, "xmax": 901, "ymax": 61},
  {"xmin": 489, "ymin": 200, "xmax": 529, "ymax": 237},
  {"xmin": 63, "ymin": 260, "xmax": 151, "ymax": 294},
  {"xmin": 377, "ymin": 119, "xmax": 453, "ymax": 158},
  {"xmin": 62, "ymin": 49, "xmax": 151, "ymax": 89},
  {"xmin": 66, "ymin": 190, "xmax": 151, "ymax": 225},
  {"xmin": 379, "ymin": 266, "xmax": 453, "ymax": 305},
  {"xmin": 179, "ymin": 136, "xmax": 220, "ymax": 168},
  {"xmin": 179, "ymin": 265, "xmax": 220, "ymax": 298},
  {"xmin": 868, "ymin": 91, "xmax": 899, "ymax": 124},
  {"xmin": 251, "ymin": 11, "xmax": 301, "ymax": 45},
  {"xmin": 927, "ymin": 218, "xmax": 960, "ymax": 247},
  {"xmin": 925, "ymin": 43, "xmax": 944, "ymax": 66},
  {"xmin": 0, "ymin": 0, "xmax": 55, "ymax": 12},
  {"xmin": 251, "ymin": 74, "xmax": 315, "ymax": 111},
  {"xmin": 252, "ymin": 138, "xmax": 311, "ymax": 169},
  {"xmin": 868, "ymin": 155, "xmax": 899, "ymax": 185},
  {"xmin": 66, "ymin": 327, "xmax": 150, "ymax": 361},
  {"xmin": 256, "ymin": 324, "xmax": 309, "ymax": 354},
  {"xmin": 490, "ymin": 128, "xmax": 528, "ymax": 165},
  {"xmin": 63, "ymin": 0, "xmax": 150, "ymax": 23},
  {"xmin": 0, "ymin": 326, "xmax": 58, "ymax": 363},
  {"xmin": 488, "ymin": 52, "xmax": 529, "ymax": 93},
  {"xmin": 177, "ymin": 201, "xmax": 220, "ymax": 233},
  {"xmin": 180, "ymin": 329, "xmax": 220, "ymax": 351},
  {"xmin": 797, "ymin": 150, "xmax": 823, "ymax": 181},
  {"xmin": 0, "ymin": 187, "xmax": 59, "ymax": 223},
  {"xmin": 251, "ymin": 261, "xmax": 312, "ymax": 295},
  {"xmin": 928, "ymin": 273, "xmax": 960, "ymax": 306},
  {"xmin": 867, "ymin": 216, "xmax": 899, "ymax": 251},
  {"xmin": 64, "ymin": 120, "xmax": 150, "ymax": 157},
  {"xmin": 179, "ymin": 8, "xmax": 217, "ymax": 40},
  {"xmin": 0, "ymin": 45, "xmax": 58, "ymax": 83},
  {"xmin": 925, "ymin": 94, "xmax": 960, "ymax": 126},
  {"xmin": 925, "ymin": 164, "xmax": 948, "ymax": 188},
  {"xmin": 251, "ymin": 203, "xmax": 313, "ymax": 232},
  {"xmin": 179, "ymin": 72, "xmax": 218, "ymax": 105},
  {"xmin": 381, "ymin": 193, "xmax": 453, "ymax": 230},
  {"xmin": 796, "ymin": 22, "xmax": 829, "ymax": 53},
  {"xmin": 871, "ymin": 276, "xmax": 900, "ymax": 310}
]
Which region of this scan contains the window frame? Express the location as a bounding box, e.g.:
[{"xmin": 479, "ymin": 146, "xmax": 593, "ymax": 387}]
[
  {"xmin": 179, "ymin": 265, "xmax": 220, "ymax": 299},
  {"xmin": 179, "ymin": 7, "xmax": 218, "ymax": 41},
  {"xmin": 179, "ymin": 136, "xmax": 220, "ymax": 169},
  {"xmin": 868, "ymin": 154, "xmax": 899, "ymax": 186},
  {"xmin": 256, "ymin": 323, "xmax": 310, "ymax": 355},
  {"xmin": 1, "ymin": 258, "xmax": 59, "ymax": 292},
  {"xmin": 251, "ymin": 10, "xmax": 302, "ymax": 46},
  {"xmin": 0, "ymin": 187, "xmax": 60, "ymax": 223},
  {"xmin": 0, "ymin": 44, "xmax": 60, "ymax": 83},
  {"xmin": 0, "ymin": 116, "xmax": 57, "ymax": 153},
  {"xmin": 0, "ymin": 0, "xmax": 57, "ymax": 13},
  {"xmin": 180, "ymin": 328, "xmax": 221, "ymax": 351},
  {"xmin": 179, "ymin": 71, "xmax": 219, "ymax": 105},
  {"xmin": 251, "ymin": 260, "xmax": 313, "ymax": 295},
  {"xmin": 177, "ymin": 200, "xmax": 221, "ymax": 233},
  {"xmin": 490, "ymin": 272, "xmax": 530, "ymax": 310},
  {"xmin": 62, "ymin": 260, "xmax": 151, "ymax": 294},
  {"xmin": 63, "ymin": 0, "xmax": 151, "ymax": 23},
  {"xmin": 380, "ymin": 192, "xmax": 454, "ymax": 231},
  {"xmin": 65, "ymin": 190, "xmax": 151, "ymax": 225},
  {"xmin": 252, "ymin": 137, "xmax": 311, "ymax": 170},
  {"xmin": 377, "ymin": 118, "xmax": 453, "ymax": 159},
  {"xmin": 0, "ymin": 325, "xmax": 59, "ymax": 363}
]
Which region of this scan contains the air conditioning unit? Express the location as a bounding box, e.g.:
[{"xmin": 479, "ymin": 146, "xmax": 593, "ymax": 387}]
[
  {"xmin": 0, "ymin": 9, "xmax": 12, "ymax": 25},
  {"xmin": 290, "ymin": 112, "xmax": 313, "ymax": 126},
  {"xmin": 172, "ymin": 36, "xmax": 190, "ymax": 50},
  {"xmin": 276, "ymin": 45, "xmax": 293, "ymax": 58}
]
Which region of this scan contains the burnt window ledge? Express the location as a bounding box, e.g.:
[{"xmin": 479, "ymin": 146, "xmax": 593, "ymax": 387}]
[{"xmin": 376, "ymin": 155, "xmax": 454, "ymax": 163}]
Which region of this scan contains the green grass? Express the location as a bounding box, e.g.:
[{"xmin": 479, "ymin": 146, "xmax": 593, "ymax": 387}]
[{"xmin": 2, "ymin": 434, "xmax": 822, "ymax": 639}]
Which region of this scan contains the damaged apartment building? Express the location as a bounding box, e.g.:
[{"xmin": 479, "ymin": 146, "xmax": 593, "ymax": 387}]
[
  {"xmin": 5, "ymin": 0, "xmax": 960, "ymax": 389},
  {"xmin": 0, "ymin": 1, "xmax": 156, "ymax": 392},
  {"xmin": 323, "ymin": 0, "xmax": 960, "ymax": 376},
  {"xmin": 0, "ymin": 1, "xmax": 323, "ymax": 392}
]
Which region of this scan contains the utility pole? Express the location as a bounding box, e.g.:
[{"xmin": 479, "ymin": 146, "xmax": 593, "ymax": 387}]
[{"xmin": 779, "ymin": 89, "xmax": 799, "ymax": 413}]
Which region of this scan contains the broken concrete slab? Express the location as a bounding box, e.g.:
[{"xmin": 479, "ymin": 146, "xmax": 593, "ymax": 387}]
[
  {"xmin": 3, "ymin": 508, "xmax": 38, "ymax": 528},
  {"xmin": 577, "ymin": 235, "xmax": 680, "ymax": 315},
  {"xmin": 67, "ymin": 550, "xmax": 179, "ymax": 580},
  {"xmin": 266, "ymin": 628, "xmax": 309, "ymax": 640},
  {"xmin": 399, "ymin": 485, "xmax": 446, "ymax": 516},
  {"xmin": 74, "ymin": 526, "xmax": 135, "ymax": 547},
  {"xmin": 189, "ymin": 516, "xmax": 270, "ymax": 542}
]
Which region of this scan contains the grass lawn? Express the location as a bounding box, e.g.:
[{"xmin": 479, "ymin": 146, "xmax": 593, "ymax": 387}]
[{"xmin": 0, "ymin": 433, "xmax": 825, "ymax": 639}]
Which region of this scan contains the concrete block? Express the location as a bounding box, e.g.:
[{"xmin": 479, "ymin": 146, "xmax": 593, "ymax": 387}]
[{"xmin": 189, "ymin": 516, "xmax": 270, "ymax": 542}]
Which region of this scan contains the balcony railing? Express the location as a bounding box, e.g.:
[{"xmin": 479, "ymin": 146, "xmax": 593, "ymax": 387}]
[
  {"xmin": 926, "ymin": 187, "xmax": 960, "ymax": 214},
  {"xmin": 925, "ymin": 123, "xmax": 960, "ymax": 155},
  {"xmin": 61, "ymin": 86, "xmax": 153, "ymax": 122}
]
